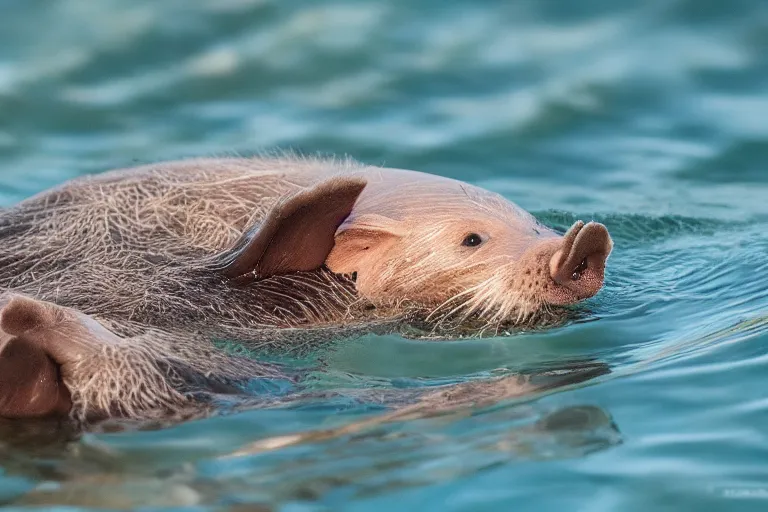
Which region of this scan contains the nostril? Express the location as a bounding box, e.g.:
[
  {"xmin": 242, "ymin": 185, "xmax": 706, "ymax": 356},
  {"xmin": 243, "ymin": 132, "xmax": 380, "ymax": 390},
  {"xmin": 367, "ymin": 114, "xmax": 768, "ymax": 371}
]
[
  {"xmin": 548, "ymin": 221, "xmax": 612, "ymax": 290},
  {"xmin": 571, "ymin": 258, "xmax": 588, "ymax": 281},
  {"xmin": 542, "ymin": 221, "xmax": 613, "ymax": 304}
]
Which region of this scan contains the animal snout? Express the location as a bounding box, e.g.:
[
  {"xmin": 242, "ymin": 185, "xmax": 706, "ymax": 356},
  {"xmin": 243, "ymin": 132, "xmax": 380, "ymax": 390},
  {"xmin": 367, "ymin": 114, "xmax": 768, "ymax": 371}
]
[{"xmin": 548, "ymin": 221, "xmax": 613, "ymax": 301}]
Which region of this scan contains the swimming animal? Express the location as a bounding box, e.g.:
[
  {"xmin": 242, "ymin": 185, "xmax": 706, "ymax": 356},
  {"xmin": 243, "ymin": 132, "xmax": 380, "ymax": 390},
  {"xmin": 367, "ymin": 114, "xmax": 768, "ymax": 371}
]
[{"xmin": 0, "ymin": 156, "xmax": 613, "ymax": 421}]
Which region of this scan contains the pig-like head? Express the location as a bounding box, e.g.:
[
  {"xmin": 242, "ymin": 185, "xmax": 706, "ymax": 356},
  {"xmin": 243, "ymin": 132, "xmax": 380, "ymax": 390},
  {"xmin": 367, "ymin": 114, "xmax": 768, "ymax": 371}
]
[
  {"xmin": 324, "ymin": 169, "xmax": 613, "ymax": 325},
  {"xmin": 218, "ymin": 167, "xmax": 613, "ymax": 328}
]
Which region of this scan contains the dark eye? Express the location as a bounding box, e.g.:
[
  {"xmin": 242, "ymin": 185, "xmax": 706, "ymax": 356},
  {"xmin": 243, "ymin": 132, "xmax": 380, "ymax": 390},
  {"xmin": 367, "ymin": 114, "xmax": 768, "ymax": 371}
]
[{"xmin": 462, "ymin": 233, "xmax": 484, "ymax": 247}]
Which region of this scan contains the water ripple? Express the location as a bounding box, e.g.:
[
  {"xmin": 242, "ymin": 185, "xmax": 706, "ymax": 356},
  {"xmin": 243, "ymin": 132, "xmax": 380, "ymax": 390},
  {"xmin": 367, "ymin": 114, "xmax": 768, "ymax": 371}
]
[{"xmin": 0, "ymin": 0, "xmax": 767, "ymax": 509}]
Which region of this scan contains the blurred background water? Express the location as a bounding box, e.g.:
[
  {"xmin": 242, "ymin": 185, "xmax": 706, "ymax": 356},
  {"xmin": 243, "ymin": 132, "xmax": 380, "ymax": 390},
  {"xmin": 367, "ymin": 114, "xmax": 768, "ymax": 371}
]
[{"xmin": 0, "ymin": 0, "xmax": 767, "ymax": 510}]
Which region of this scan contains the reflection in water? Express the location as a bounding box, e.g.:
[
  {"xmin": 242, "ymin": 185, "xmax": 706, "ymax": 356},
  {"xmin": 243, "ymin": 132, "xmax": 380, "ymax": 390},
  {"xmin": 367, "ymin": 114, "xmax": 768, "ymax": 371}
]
[
  {"xmin": 11, "ymin": 403, "xmax": 620, "ymax": 508},
  {"xmin": 0, "ymin": 361, "xmax": 618, "ymax": 509},
  {"xmin": 224, "ymin": 359, "xmax": 612, "ymax": 455},
  {"xmin": 203, "ymin": 405, "xmax": 620, "ymax": 505}
]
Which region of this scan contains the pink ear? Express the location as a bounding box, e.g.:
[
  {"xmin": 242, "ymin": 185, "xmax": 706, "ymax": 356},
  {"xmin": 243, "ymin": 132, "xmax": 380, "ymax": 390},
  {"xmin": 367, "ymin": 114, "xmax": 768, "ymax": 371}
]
[
  {"xmin": 335, "ymin": 213, "xmax": 405, "ymax": 236},
  {"xmin": 216, "ymin": 177, "xmax": 367, "ymax": 279},
  {"xmin": 325, "ymin": 213, "xmax": 403, "ymax": 277}
]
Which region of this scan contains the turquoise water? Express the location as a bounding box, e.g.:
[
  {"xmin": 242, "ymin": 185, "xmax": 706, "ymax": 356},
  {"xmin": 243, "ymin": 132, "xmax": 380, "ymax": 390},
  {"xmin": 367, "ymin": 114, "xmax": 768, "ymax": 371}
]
[{"xmin": 1, "ymin": 0, "xmax": 768, "ymax": 510}]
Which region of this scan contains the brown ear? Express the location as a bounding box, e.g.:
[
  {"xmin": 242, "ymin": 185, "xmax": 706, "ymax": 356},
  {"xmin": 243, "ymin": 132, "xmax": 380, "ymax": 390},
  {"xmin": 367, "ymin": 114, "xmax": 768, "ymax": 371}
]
[
  {"xmin": 0, "ymin": 294, "xmax": 134, "ymax": 419},
  {"xmin": 325, "ymin": 213, "xmax": 403, "ymax": 277},
  {"xmin": 0, "ymin": 336, "xmax": 71, "ymax": 418},
  {"xmin": 0, "ymin": 295, "xmax": 73, "ymax": 418},
  {"xmin": 216, "ymin": 177, "xmax": 367, "ymax": 279}
]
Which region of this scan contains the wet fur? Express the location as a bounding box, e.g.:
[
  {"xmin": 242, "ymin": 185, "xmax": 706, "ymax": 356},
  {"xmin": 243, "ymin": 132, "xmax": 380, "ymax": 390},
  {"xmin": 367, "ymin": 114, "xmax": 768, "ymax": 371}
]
[
  {"xmin": 0, "ymin": 155, "xmax": 590, "ymax": 420},
  {"xmin": 0, "ymin": 157, "xmax": 374, "ymax": 418}
]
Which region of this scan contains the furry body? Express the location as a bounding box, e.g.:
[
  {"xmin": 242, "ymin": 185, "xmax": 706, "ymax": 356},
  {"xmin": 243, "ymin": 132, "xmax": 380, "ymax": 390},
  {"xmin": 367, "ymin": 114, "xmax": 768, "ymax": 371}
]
[{"xmin": 0, "ymin": 156, "xmax": 613, "ymax": 421}]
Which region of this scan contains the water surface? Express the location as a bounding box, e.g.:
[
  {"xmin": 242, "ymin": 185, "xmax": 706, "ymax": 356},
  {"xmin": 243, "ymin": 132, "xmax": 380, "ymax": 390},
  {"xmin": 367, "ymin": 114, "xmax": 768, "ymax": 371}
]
[{"xmin": 0, "ymin": 0, "xmax": 767, "ymax": 510}]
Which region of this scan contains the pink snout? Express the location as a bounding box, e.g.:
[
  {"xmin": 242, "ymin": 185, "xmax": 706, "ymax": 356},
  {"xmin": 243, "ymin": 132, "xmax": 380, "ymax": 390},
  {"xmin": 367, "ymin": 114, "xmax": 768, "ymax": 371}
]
[{"xmin": 546, "ymin": 221, "xmax": 613, "ymax": 305}]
